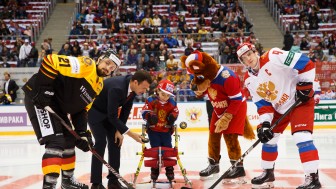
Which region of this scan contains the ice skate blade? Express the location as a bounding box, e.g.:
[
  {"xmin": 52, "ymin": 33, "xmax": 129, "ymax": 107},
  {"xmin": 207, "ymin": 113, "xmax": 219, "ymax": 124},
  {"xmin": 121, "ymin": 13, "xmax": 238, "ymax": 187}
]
[
  {"xmin": 222, "ymin": 176, "xmax": 247, "ymax": 185},
  {"xmin": 252, "ymin": 182, "xmax": 274, "ymax": 189},
  {"xmin": 200, "ymin": 173, "xmax": 219, "ymax": 180}
]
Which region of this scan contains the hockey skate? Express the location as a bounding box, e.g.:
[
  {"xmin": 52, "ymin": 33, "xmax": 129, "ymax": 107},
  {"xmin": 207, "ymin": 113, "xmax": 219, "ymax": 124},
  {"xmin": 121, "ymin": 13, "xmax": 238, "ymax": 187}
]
[
  {"xmin": 43, "ymin": 183, "xmax": 56, "ymax": 189},
  {"xmin": 251, "ymin": 168, "xmax": 275, "ymax": 189},
  {"xmin": 61, "ymin": 176, "xmax": 89, "ymax": 189},
  {"xmin": 43, "ymin": 182, "xmax": 56, "ymax": 189},
  {"xmin": 199, "ymin": 157, "xmax": 220, "ymax": 180},
  {"xmin": 296, "ymin": 171, "xmax": 321, "ymax": 189},
  {"xmin": 43, "ymin": 175, "xmax": 57, "ymax": 189},
  {"xmin": 222, "ymin": 160, "xmax": 246, "ymax": 185}
]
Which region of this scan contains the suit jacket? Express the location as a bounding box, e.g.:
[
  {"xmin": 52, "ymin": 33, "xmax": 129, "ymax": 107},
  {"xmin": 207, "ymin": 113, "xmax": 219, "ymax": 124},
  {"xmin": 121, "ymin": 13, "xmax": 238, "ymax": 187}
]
[
  {"xmin": 4, "ymin": 79, "xmax": 19, "ymax": 101},
  {"xmin": 88, "ymin": 75, "xmax": 135, "ymax": 134}
]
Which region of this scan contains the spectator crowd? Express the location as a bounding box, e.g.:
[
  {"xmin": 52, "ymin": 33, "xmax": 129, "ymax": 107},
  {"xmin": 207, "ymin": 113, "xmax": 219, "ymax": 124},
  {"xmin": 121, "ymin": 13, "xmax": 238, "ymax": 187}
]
[{"xmin": 0, "ymin": 0, "xmax": 335, "ymax": 101}]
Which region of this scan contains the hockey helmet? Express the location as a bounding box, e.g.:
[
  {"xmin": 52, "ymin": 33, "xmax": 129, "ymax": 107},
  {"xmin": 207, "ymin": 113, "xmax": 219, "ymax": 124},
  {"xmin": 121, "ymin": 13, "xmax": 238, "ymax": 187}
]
[
  {"xmin": 236, "ymin": 42, "xmax": 256, "ymax": 63},
  {"xmin": 100, "ymin": 48, "xmax": 121, "ymax": 67},
  {"xmin": 157, "ymin": 79, "xmax": 175, "ymax": 96}
]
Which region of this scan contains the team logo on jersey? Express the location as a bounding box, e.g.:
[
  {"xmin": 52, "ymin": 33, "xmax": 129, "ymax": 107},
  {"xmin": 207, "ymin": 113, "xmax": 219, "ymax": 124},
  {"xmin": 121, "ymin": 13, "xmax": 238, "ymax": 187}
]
[
  {"xmin": 208, "ymin": 87, "xmax": 217, "ymax": 100},
  {"xmin": 83, "ymin": 57, "xmax": 92, "ymax": 66},
  {"xmin": 221, "ymin": 70, "xmax": 230, "ymax": 78},
  {"xmin": 158, "ymin": 109, "xmax": 167, "ymax": 124},
  {"xmin": 185, "ymin": 107, "xmax": 202, "ymax": 123},
  {"xmin": 256, "ymin": 81, "xmax": 278, "ymax": 101}
]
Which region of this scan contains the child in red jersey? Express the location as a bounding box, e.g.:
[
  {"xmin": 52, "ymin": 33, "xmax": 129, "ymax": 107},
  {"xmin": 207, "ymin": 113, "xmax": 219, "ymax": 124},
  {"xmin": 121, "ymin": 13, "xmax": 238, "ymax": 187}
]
[{"xmin": 141, "ymin": 79, "xmax": 179, "ymax": 183}]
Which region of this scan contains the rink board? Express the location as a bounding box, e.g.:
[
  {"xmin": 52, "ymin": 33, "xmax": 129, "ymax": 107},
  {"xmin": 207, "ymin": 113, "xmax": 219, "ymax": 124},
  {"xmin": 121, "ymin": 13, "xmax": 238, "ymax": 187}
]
[{"xmin": 0, "ymin": 100, "xmax": 335, "ymax": 135}]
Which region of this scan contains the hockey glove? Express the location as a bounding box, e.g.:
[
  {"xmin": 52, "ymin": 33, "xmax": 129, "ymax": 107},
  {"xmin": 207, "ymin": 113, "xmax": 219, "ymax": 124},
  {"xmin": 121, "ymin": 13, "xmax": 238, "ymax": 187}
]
[
  {"xmin": 147, "ymin": 113, "xmax": 158, "ymax": 125},
  {"xmin": 296, "ymin": 82, "xmax": 314, "ymax": 103},
  {"xmin": 32, "ymin": 86, "xmax": 54, "ymax": 109},
  {"xmin": 75, "ymin": 130, "xmax": 93, "ymax": 152},
  {"xmin": 257, "ymin": 121, "xmax": 274, "ymax": 143},
  {"xmin": 167, "ymin": 113, "xmax": 177, "ymax": 126},
  {"xmin": 214, "ymin": 113, "xmax": 233, "ymax": 133}
]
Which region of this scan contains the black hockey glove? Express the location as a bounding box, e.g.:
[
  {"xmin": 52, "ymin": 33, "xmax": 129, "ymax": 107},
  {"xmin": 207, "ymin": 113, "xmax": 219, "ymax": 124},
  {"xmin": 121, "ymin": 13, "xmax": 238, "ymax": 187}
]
[
  {"xmin": 257, "ymin": 122, "xmax": 274, "ymax": 143},
  {"xmin": 147, "ymin": 112, "xmax": 158, "ymax": 125},
  {"xmin": 75, "ymin": 130, "xmax": 93, "ymax": 152},
  {"xmin": 32, "ymin": 86, "xmax": 54, "ymax": 109},
  {"xmin": 167, "ymin": 113, "xmax": 177, "ymax": 126},
  {"xmin": 295, "ymin": 82, "xmax": 314, "ymax": 103}
]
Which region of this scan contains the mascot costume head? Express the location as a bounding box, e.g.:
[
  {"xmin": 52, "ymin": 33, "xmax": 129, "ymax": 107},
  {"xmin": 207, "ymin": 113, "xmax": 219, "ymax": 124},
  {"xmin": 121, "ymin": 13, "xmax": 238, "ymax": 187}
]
[{"xmin": 182, "ymin": 50, "xmax": 220, "ymax": 93}]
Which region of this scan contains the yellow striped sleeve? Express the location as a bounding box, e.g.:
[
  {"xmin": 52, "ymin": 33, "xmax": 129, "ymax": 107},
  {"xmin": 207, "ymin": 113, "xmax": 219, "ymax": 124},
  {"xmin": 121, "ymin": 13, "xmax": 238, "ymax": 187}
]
[{"xmin": 40, "ymin": 54, "xmax": 59, "ymax": 79}]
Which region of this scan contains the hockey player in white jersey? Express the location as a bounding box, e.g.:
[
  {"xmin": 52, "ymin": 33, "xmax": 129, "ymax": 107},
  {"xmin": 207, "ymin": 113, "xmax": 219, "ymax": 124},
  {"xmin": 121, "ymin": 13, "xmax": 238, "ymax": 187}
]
[{"xmin": 237, "ymin": 42, "xmax": 321, "ymax": 189}]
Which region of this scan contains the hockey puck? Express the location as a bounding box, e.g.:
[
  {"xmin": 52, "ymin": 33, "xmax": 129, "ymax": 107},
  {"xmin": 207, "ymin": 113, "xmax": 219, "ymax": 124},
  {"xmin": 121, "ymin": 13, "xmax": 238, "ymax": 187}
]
[
  {"xmin": 179, "ymin": 121, "xmax": 187, "ymax": 129},
  {"xmin": 142, "ymin": 138, "xmax": 149, "ymax": 143}
]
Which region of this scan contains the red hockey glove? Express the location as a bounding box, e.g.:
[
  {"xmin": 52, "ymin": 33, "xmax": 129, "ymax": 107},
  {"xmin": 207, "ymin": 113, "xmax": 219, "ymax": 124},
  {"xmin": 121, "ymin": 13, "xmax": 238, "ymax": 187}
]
[{"xmin": 296, "ymin": 82, "xmax": 314, "ymax": 103}]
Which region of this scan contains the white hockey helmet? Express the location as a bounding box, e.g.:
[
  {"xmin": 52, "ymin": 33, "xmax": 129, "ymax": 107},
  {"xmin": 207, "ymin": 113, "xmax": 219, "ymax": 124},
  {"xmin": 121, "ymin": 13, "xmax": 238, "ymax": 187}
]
[
  {"xmin": 100, "ymin": 48, "xmax": 121, "ymax": 67},
  {"xmin": 236, "ymin": 42, "xmax": 256, "ymax": 63}
]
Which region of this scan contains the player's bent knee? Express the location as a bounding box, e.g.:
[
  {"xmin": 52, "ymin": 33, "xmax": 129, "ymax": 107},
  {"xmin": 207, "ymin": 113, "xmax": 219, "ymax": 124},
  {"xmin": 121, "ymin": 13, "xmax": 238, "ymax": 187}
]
[
  {"xmin": 44, "ymin": 134, "xmax": 66, "ymax": 149},
  {"xmin": 293, "ymin": 131, "xmax": 313, "ymax": 144}
]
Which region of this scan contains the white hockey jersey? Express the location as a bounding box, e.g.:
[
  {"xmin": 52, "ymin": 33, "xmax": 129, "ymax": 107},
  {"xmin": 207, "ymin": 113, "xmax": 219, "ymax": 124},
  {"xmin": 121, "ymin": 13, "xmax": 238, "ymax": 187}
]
[{"xmin": 244, "ymin": 48, "xmax": 315, "ymax": 123}]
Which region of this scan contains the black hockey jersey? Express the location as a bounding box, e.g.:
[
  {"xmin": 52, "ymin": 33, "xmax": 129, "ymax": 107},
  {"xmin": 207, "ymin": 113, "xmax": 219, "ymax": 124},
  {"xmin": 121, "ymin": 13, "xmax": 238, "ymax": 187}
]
[{"xmin": 23, "ymin": 54, "xmax": 104, "ymax": 114}]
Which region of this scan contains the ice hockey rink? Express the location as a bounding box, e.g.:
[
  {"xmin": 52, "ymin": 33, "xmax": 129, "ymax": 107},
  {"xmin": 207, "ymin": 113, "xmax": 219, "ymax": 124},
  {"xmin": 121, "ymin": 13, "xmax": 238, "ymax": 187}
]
[{"xmin": 1, "ymin": 128, "xmax": 336, "ymax": 189}]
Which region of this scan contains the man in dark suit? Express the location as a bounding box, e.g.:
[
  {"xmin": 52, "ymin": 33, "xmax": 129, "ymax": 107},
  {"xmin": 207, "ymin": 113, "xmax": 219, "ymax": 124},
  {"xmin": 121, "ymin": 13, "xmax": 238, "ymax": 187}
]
[
  {"xmin": 89, "ymin": 70, "xmax": 153, "ymax": 189},
  {"xmin": 1, "ymin": 72, "xmax": 19, "ymax": 104}
]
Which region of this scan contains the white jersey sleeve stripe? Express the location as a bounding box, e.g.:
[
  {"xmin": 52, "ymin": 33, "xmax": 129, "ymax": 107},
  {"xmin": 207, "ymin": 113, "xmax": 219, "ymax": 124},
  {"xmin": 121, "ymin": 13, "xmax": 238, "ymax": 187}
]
[
  {"xmin": 298, "ymin": 68, "xmax": 315, "ymax": 82},
  {"xmin": 228, "ymin": 92, "xmax": 242, "ymax": 99}
]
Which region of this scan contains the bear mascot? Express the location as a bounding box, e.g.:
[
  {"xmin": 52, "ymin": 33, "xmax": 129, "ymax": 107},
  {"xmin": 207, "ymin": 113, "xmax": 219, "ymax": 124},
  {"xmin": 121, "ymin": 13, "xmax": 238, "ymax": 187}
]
[{"xmin": 180, "ymin": 50, "xmax": 255, "ymax": 184}]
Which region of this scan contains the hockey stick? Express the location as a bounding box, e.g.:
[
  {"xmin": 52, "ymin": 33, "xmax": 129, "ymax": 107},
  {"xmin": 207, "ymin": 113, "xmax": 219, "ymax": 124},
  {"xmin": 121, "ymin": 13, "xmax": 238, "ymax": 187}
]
[
  {"xmin": 44, "ymin": 106, "xmax": 135, "ymax": 189},
  {"xmin": 207, "ymin": 99, "xmax": 302, "ymax": 189}
]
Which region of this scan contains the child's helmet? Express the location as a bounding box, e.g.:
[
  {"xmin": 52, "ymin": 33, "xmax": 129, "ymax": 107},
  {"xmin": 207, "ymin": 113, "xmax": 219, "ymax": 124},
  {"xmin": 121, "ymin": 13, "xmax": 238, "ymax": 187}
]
[{"xmin": 157, "ymin": 79, "xmax": 175, "ymax": 96}]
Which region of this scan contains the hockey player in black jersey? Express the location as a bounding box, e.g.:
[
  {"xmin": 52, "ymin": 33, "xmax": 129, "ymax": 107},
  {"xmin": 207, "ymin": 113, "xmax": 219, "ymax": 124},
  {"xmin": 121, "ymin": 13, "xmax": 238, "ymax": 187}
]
[{"xmin": 22, "ymin": 49, "xmax": 121, "ymax": 189}]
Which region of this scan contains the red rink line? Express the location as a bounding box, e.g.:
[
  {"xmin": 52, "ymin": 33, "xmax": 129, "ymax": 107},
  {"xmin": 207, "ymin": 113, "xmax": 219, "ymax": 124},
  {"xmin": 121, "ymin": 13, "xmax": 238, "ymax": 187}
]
[
  {"xmin": 0, "ymin": 176, "xmax": 11, "ymax": 182},
  {"xmin": 320, "ymin": 168, "xmax": 336, "ymax": 181},
  {"xmin": 1, "ymin": 169, "xmax": 336, "ymax": 189},
  {"xmin": 0, "ymin": 175, "xmax": 42, "ymax": 189}
]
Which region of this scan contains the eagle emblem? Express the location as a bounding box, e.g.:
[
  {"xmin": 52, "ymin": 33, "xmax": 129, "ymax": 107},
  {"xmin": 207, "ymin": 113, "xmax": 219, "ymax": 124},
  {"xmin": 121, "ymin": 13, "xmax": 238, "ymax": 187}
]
[
  {"xmin": 185, "ymin": 107, "xmax": 202, "ymax": 123},
  {"xmin": 221, "ymin": 70, "xmax": 230, "ymax": 78},
  {"xmin": 208, "ymin": 87, "xmax": 217, "ymax": 100},
  {"xmin": 158, "ymin": 109, "xmax": 167, "ymax": 124},
  {"xmin": 256, "ymin": 81, "xmax": 278, "ymax": 101}
]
